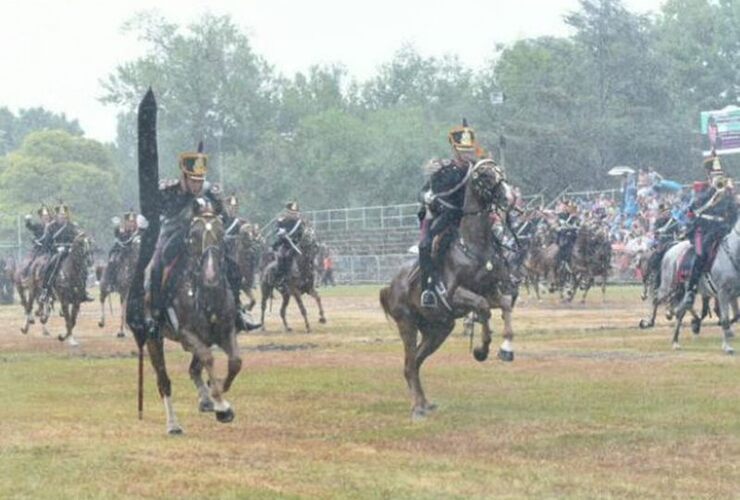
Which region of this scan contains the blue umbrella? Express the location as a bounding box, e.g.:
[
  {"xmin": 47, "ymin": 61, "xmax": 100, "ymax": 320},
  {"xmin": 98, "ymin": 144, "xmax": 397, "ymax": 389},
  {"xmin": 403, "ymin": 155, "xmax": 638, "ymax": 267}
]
[{"xmin": 653, "ymin": 179, "xmax": 683, "ymax": 193}]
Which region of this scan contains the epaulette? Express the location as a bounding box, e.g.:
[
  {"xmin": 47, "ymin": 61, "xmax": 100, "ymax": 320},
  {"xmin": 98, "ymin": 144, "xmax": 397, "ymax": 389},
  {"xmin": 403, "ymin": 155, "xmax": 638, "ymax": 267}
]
[
  {"xmin": 159, "ymin": 178, "xmax": 180, "ymax": 190},
  {"xmin": 208, "ymin": 182, "xmax": 222, "ymax": 195}
]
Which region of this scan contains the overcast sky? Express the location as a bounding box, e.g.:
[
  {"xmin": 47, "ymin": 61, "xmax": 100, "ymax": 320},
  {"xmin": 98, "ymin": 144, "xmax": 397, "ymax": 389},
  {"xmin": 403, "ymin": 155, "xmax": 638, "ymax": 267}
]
[{"xmin": 0, "ymin": 0, "xmax": 664, "ymax": 143}]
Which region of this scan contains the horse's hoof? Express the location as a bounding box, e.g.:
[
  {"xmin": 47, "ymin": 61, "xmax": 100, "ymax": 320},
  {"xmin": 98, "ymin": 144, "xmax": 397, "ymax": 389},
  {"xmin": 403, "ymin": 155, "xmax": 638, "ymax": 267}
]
[
  {"xmin": 199, "ymin": 400, "xmax": 214, "ymax": 413},
  {"xmin": 216, "ymin": 408, "xmax": 235, "ymax": 423},
  {"xmin": 424, "ymin": 402, "xmax": 438, "ymax": 412},
  {"xmin": 116, "ymin": 331, "xmax": 125, "ymax": 339},
  {"xmin": 167, "ymin": 426, "xmax": 184, "ymax": 436},
  {"xmin": 639, "ymin": 319, "xmax": 652, "ymax": 330},
  {"xmin": 284, "ymin": 327, "xmax": 292, "ymax": 333},
  {"xmin": 57, "ymin": 335, "xmax": 65, "ymax": 342},
  {"xmin": 411, "ymin": 407, "xmax": 427, "ymax": 422},
  {"xmin": 498, "ymin": 349, "xmax": 514, "ymax": 362},
  {"xmin": 672, "ymin": 343, "xmax": 681, "ymax": 351},
  {"xmin": 473, "ymin": 348, "xmax": 489, "ymax": 362},
  {"xmin": 724, "ymin": 348, "xmax": 735, "ymax": 356},
  {"xmin": 97, "ymin": 320, "xmax": 104, "ymax": 328},
  {"xmin": 29, "ymin": 318, "xmax": 35, "ymax": 325},
  {"xmin": 20, "ymin": 327, "xmax": 28, "ymax": 335},
  {"xmin": 319, "ymin": 317, "xmax": 327, "ymax": 324}
]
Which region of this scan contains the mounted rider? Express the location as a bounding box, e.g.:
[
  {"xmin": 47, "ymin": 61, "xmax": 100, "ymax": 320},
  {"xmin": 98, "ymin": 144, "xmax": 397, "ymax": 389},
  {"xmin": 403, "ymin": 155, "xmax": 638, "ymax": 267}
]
[
  {"xmin": 554, "ymin": 199, "xmax": 580, "ymax": 273},
  {"xmin": 223, "ymin": 194, "xmax": 250, "ymax": 293},
  {"xmin": 272, "ymin": 201, "xmax": 304, "ymax": 286},
  {"xmin": 418, "ymin": 118, "xmax": 486, "ymax": 308},
  {"xmin": 679, "ymin": 151, "xmax": 737, "ymax": 310},
  {"xmin": 21, "ymin": 204, "xmax": 52, "ymax": 279},
  {"xmin": 145, "ymin": 144, "xmax": 260, "ymax": 335},
  {"xmin": 104, "ymin": 211, "xmax": 140, "ymax": 289},
  {"xmin": 645, "ymin": 203, "xmax": 679, "ymax": 289},
  {"xmin": 38, "ymin": 203, "xmax": 93, "ymax": 303}
]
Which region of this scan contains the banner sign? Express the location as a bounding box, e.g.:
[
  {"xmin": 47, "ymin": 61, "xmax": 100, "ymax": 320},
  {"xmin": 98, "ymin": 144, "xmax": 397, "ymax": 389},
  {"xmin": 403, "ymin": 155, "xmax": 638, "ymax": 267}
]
[{"xmin": 700, "ymin": 105, "xmax": 740, "ymax": 156}]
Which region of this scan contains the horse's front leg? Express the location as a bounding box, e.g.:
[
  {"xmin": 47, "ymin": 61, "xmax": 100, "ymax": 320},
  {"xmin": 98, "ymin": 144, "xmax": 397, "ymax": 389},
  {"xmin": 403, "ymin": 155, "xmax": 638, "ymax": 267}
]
[
  {"xmin": 279, "ymin": 290, "xmax": 292, "ymax": 332},
  {"xmin": 451, "ymin": 286, "xmax": 492, "ymax": 362},
  {"xmin": 292, "ymin": 292, "xmax": 311, "ymax": 333},
  {"xmin": 219, "ymin": 330, "xmax": 242, "ymax": 394},
  {"xmin": 497, "ymin": 293, "xmax": 516, "ymax": 362},
  {"xmin": 308, "ymin": 288, "xmax": 327, "ymax": 324},
  {"xmin": 182, "ymin": 329, "xmax": 235, "ymax": 424},
  {"xmin": 116, "ymin": 292, "xmax": 127, "ymax": 338}
]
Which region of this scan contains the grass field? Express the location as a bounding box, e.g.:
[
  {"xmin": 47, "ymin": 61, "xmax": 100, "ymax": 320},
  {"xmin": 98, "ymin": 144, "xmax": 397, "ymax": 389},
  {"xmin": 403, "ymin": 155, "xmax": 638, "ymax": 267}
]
[{"xmin": 0, "ymin": 285, "xmax": 738, "ymax": 499}]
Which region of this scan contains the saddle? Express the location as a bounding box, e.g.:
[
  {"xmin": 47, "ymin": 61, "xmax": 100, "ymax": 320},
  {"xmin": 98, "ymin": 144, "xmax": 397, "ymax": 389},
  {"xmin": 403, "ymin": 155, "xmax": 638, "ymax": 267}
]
[{"xmin": 675, "ymin": 242, "xmax": 720, "ymax": 284}]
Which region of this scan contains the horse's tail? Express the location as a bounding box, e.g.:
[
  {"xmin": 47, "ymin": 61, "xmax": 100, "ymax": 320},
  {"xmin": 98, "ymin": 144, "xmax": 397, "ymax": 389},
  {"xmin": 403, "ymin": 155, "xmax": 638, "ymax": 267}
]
[{"xmin": 379, "ymin": 286, "xmax": 392, "ymax": 321}]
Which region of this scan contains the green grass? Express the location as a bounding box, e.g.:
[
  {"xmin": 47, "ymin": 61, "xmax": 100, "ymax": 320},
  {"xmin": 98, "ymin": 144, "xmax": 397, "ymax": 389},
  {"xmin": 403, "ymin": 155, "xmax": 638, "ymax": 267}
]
[{"xmin": 0, "ymin": 285, "xmax": 738, "ymax": 498}]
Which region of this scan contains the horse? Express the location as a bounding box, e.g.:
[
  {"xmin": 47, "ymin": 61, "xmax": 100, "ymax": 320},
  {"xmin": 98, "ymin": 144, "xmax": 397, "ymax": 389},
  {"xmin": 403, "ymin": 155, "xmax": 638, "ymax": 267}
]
[
  {"xmin": 15, "ymin": 251, "xmax": 52, "ymax": 337},
  {"xmin": 233, "ymin": 223, "xmax": 262, "ymax": 311},
  {"xmin": 39, "ymin": 233, "xmax": 94, "ymax": 347},
  {"xmin": 639, "ymin": 217, "xmax": 739, "ymax": 354},
  {"xmin": 570, "ymin": 224, "xmax": 612, "ymax": 304},
  {"xmin": 143, "ymin": 212, "xmax": 241, "ymax": 434},
  {"xmin": 98, "ymin": 234, "xmax": 141, "ymax": 338},
  {"xmin": 521, "ymin": 225, "xmax": 558, "ymax": 302},
  {"xmin": 260, "ymin": 227, "xmax": 327, "ymax": 333},
  {"xmin": 380, "ymin": 159, "xmax": 515, "ymax": 420}
]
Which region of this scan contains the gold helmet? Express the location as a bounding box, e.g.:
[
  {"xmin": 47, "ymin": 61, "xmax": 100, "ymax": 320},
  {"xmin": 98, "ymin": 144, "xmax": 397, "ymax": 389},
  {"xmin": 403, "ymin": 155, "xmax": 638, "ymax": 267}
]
[
  {"xmin": 123, "ymin": 210, "xmax": 136, "ymax": 223},
  {"xmin": 226, "ymin": 195, "xmax": 239, "ymax": 207},
  {"xmin": 179, "ymin": 141, "xmax": 208, "ymax": 180},
  {"xmin": 448, "ymin": 118, "xmax": 486, "ymax": 157},
  {"xmin": 285, "ymin": 201, "xmax": 300, "ymax": 213},
  {"xmin": 37, "ymin": 205, "xmax": 51, "ymax": 217}
]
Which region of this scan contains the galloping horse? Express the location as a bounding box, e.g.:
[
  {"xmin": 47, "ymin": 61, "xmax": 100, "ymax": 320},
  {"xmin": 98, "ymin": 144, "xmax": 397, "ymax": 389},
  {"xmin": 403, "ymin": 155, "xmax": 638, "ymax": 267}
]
[
  {"xmin": 260, "ymin": 227, "xmax": 326, "ymax": 332},
  {"xmin": 15, "ymin": 252, "xmax": 51, "ymax": 336},
  {"xmin": 233, "ymin": 223, "xmax": 262, "ymax": 311},
  {"xmin": 98, "ymin": 235, "xmax": 141, "ymax": 338},
  {"xmin": 639, "ymin": 217, "xmax": 739, "ymax": 354},
  {"xmin": 380, "ymin": 159, "xmax": 516, "ymax": 420},
  {"xmin": 144, "ymin": 212, "xmax": 242, "ymax": 434},
  {"xmin": 40, "ymin": 233, "xmax": 94, "ymax": 346},
  {"xmin": 569, "ymin": 224, "xmax": 612, "ymax": 304}
]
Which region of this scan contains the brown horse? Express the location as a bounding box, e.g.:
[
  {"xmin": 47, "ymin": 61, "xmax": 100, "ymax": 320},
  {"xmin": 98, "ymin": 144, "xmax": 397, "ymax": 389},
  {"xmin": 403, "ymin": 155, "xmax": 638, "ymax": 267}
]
[
  {"xmin": 570, "ymin": 224, "xmax": 612, "ymax": 304},
  {"xmin": 144, "ymin": 213, "xmax": 241, "ymax": 435},
  {"xmin": 260, "ymin": 227, "xmax": 326, "ymax": 333},
  {"xmin": 39, "ymin": 233, "xmax": 94, "ymax": 346},
  {"xmin": 98, "ymin": 235, "xmax": 141, "ymax": 338},
  {"xmin": 233, "ymin": 223, "xmax": 262, "ymax": 311},
  {"xmin": 380, "ymin": 159, "xmax": 516, "ymax": 420},
  {"xmin": 521, "ymin": 225, "xmax": 558, "ymax": 301},
  {"xmin": 15, "ymin": 252, "xmax": 52, "ymax": 336}
]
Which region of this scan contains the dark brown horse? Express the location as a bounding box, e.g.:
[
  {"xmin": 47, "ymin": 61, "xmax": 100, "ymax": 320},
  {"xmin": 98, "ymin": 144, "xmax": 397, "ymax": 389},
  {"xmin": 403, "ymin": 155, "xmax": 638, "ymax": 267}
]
[
  {"xmin": 39, "ymin": 233, "xmax": 94, "ymax": 347},
  {"xmin": 260, "ymin": 227, "xmax": 326, "ymax": 332},
  {"xmin": 98, "ymin": 235, "xmax": 141, "ymax": 338},
  {"xmin": 569, "ymin": 224, "xmax": 612, "ymax": 304},
  {"xmin": 144, "ymin": 213, "xmax": 241, "ymax": 434},
  {"xmin": 233, "ymin": 223, "xmax": 262, "ymax": 311},
  {"xmin": 15, "ymin": 251, "xmax": 51, "ymax": 336},
  {"xmin": 380, "ymin": 159, "xmax": 516, "ymax": 420}
]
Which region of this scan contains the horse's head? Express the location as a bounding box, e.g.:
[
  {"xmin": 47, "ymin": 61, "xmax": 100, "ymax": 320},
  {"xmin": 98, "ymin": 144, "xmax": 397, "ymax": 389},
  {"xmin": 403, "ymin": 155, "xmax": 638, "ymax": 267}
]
[
  {"xmin": 469, "ymin": 160, "xmax": 516, "ymax": 211},
  {"xmin": 188, "ymin": 214, "xmax": 225, "ymax": 288},
  {"xmin": 71, "ymin": 233, "xmax": 94, "ymax": 268}
]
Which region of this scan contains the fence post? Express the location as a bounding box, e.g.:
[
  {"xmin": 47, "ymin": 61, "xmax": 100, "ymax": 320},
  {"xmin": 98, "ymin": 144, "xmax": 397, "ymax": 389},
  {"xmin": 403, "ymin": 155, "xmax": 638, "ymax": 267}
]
[
  {"xmin": 375, "ymin": 255, "xmax": 380, "ymax": 283},
  {"xmin": 16, "ymin": 215, "xmax": 22, "ymax": 262},
  {"xmin": 349, "ymin": 256, "xmax": 355, "ymax": 285}
]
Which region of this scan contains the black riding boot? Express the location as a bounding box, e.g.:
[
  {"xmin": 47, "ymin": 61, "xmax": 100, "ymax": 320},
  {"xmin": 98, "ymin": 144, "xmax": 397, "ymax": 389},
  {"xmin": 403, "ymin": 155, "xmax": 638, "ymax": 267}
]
[
  {"xmin": 228, "ymin": 267, "xmax": 261, "ymax": 332},
  {"xmin": 418, "ymin": 243, "xmax": 437, "ymax": 308},
  {"xmin": 679, "ymin": 257, "xmax": 704, "ymax": 311}
]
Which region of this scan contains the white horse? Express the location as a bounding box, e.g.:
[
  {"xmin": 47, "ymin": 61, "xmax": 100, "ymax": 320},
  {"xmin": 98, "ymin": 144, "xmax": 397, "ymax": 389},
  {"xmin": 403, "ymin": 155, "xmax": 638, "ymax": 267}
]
[{"xmin": 639, "ymin": 218, "xmax": 738, "ymax": 354}]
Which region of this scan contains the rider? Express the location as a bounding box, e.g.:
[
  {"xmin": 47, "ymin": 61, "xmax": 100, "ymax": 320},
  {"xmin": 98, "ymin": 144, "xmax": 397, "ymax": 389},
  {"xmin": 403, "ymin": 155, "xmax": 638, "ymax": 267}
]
[
  {"xmin": 417, "ymin": 118, "xmax": 486, "ymax": 308},
  {"xmin": 645, "ymin": 203, "xmax": 678, "ymax": 289},
  {"xmin": 104, "ymin": 211, "xmax": 139, "ymax": 290},
  {"xmin": 554, "ymin": 199, "xmax": 580, "ymax": 273},
  {"xmin": 21, "ymin": 204, "xmax": 52, "ymax": 279},
  {"xmin": 272, "ymin": 201, "xmax": 304, "ymax": 286},
  {"xmin": 679, "ymin": 151, "xmax": 737, "ymax": 310},
  {"xmin": 146, "ymin": 145, "xmax": 260, "ymax": 336},
  {"xmin": 39, "ymin": 203, "xmax": 94, "ymax": 303}
]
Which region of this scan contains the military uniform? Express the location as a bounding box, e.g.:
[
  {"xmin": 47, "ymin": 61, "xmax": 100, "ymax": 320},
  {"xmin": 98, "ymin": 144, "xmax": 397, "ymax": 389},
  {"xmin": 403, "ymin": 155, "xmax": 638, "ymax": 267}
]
[
  {"xmin": 555, "ymin": 203, "xmax": 579, "ymax": 272},
  {"xmin": 646, "ymin": 205, "xmax": 678, "ymax": 289},
  {"xmin": 21, "ymin": 205, "xmax": 52, "ymax": 278},
  {"xmin": 418, "ymin": 119, "xmax": 485, "ymax": 308},
  {"xmin": 680, "ymin": 153, "xmax": 738, "ymax": 309},
  {"xmin": 39, "ymin": 204, "xmax": 91, "ymax": 301},
  {"xmin": 223, "ymin": 195, "xmax": 247, "ymax": 300},
  {"xmin": 272, "ymin": 202, "xmax": 304, "ymax": 285}
]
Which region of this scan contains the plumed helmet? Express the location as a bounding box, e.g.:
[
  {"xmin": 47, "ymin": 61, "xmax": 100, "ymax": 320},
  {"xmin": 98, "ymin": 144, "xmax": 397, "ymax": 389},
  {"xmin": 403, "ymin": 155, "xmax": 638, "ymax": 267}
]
[
  {"xmin": 179, "ymin": 141, "xmax": 208, "ymax": 180},
  {"xmin": 123, "ymin": 210, "xmax": 136, "ymax": 222},
  {"xmin": 37, "ymin": 205, "xmax": 51, "ymax": 217},
  {"xmin": 226, "ymin": 195, "xmax": 239, "ymax": 207},
  {"xmin": 285, "ymin": 201, "xmax": 300, "ymax": 213},
  {"xmin": 448, "ymin": 118, "xmax": 477, "ymax": 152}
]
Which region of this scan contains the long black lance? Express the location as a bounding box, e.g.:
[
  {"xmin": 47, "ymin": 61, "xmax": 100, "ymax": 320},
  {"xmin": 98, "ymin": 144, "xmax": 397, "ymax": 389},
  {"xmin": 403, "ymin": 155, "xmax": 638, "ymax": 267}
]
[{"xmin": 126, "ymin": 88, "xmax": 161, "ymax": 420}]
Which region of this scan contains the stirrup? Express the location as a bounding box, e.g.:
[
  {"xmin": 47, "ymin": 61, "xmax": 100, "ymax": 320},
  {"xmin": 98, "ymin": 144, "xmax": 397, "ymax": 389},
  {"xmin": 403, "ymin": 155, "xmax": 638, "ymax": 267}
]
[{"xmin": 421, "ymin": 289, "xmax": 438, "ymax": 308}]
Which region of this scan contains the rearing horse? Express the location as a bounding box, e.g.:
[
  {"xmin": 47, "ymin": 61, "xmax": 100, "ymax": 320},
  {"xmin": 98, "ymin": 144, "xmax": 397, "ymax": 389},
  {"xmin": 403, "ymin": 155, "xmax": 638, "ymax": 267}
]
[
  {"xmin": 380, "ymin": 159, "xmax": 516, "ymax": 420},
  {"xmin": 144, "ymin": 212, "xmax": 241, "ymax": 435}
]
